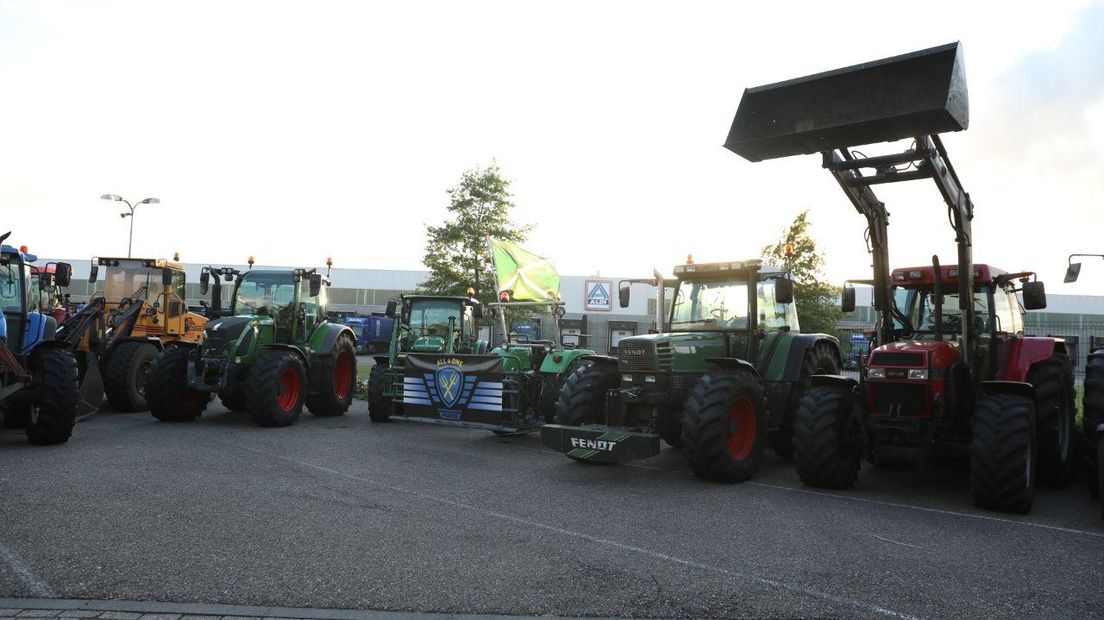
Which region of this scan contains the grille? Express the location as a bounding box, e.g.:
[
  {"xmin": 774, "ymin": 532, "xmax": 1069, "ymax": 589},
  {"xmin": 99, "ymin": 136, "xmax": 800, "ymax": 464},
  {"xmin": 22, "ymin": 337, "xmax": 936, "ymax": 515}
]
[
  {"xmin": 656, "ymin": 342, "xmax": 674, "ymax": 370},
  {"xmin": 870, "ymin": 352, "xmax": 925, "ymax": 367},
  {"xmin": 203, "ymin": 331, "xmax": 230, "ymax": 355},
  {"xmin": 618, "ymin": 340, "xmax": 654, "ymax": 371},
  {"xmin": 870, "ymin": 382, "xmax": 927, "ymax": 417}
]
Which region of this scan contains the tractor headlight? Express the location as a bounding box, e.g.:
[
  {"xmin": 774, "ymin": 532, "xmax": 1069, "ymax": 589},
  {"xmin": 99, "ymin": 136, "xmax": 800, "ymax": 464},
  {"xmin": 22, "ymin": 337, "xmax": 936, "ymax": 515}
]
[
  {"xmin": 644, "ymin": 375, "xmax": 656, "ymax": 383},
  {"xmin": 622, "ymin": 374, "xmax": 633, "ymax": 383},
  {"xmin": 867, "ymin": 367, "xmax": 886, "ymax": 379},
  {"xmin": 908, "ymin": 369, "xmax": 928, "ymax": 381}
]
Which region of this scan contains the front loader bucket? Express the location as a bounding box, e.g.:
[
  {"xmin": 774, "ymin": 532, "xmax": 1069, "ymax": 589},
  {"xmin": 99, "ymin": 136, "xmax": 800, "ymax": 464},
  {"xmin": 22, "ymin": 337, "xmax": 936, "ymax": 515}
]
[{"xmin": 725, "ymin": 42, "xmax": 969, "ymax": 162}]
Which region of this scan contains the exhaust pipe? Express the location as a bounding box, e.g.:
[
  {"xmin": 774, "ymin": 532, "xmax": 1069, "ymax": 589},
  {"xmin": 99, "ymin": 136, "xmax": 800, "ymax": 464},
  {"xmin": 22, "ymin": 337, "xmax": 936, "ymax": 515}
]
[{"xmin": 932, "ymin": 255, "xmax": 943, "ymax": 342}]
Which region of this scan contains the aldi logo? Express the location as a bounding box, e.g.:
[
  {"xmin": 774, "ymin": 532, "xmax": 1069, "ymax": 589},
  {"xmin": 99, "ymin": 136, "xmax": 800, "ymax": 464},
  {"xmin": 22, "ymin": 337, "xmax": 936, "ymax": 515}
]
[{"xmin": 584, "ymin": 279, "xmax": 612, "ymax": 312}]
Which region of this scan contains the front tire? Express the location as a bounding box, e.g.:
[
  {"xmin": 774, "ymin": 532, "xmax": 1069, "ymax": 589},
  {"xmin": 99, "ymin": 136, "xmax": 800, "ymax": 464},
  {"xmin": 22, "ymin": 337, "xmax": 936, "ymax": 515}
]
[
  {"xmin": 103, "ymin": 341, "xmax": 159, "ymax": 412},
  {"xmin": 680, "ymin": 369, "xmax": 767, "ymax": 483},
  {"xmin": 25, "ymin": 348, "xmax": 80, "ymax": 445},
  {"xmin": 367, "ymin": 364, "xmax": 394, "ymax": 422},
  {"xmin": 147, "ymin": 347, "xmax": 207, "ymax": 422},
  {"xmin": 772, "ymin": 341, "xmax": 840, "ymax": 461},
  {"xmin": 792, "ymin": 385, "xmax": 859, "ymax": 489},
  {"xmin": 246, "ymin": 351, "xmax": 306, "ymax": 427},
  {"xmin": 1083, "ymin": 353, "xmax": 1104, "ymax": 497},
  {"xmin": 306, "ymin": 335, "xmax": 357, "ymax": 417},
  {"xmin": 1028, "ymin": 352, "xmax": 1075, "ymax": 487},
  {"xmin": 970, "ymin": 393, "xmax": 1035, "ymax": 514},
  {"xmin": 553, "ymin": 361, "xmax": 615, "ymax": 427}
]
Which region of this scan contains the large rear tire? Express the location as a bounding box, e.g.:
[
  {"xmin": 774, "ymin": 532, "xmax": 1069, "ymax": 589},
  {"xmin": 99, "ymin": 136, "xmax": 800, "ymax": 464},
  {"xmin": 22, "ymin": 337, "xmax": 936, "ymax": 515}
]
[
  {"xmin": 103, "ymin": 341, "xmax": 159, "ymax": 412},
  {"xmin": 246, "ymin": 351, "xmax": 306, "ymax": 427},
  {"xmin": 367, "ymin": 363, "xmax": 394, "ymax": 422},
  {"xmin": 218, "ymin": 389, "xmax": 248, "ymax": 412},
  {"xmin": 553, "ymin": 361, "xmax": 615, "ymax": 427},
  {"xmin": 771, "ymin": 341, "xmax": 840, "ymax": 461},
  {"xmin": 306, "ymin": 335, "xmax": 357, "ymax": 417},
  {"xmin": 1083, "ymin": 353, "xmax": 1104, "ymax": 497},
  {"xmin": 25, "ymin": 348, "xmax": 80, "ymax": 445},
  {"xmin": 680, "ymin": 369, "xmax": 767, "ymax": 483},
  {"xmin": 1028, "ymin": 352, "xmax": 1075, "ymax": 487},
  {"xmin": 147, "ymin": 347, "xmax": 207, "ymax": 422},
  {"xmin": 792, "ymin": 385, "xmax": 859, "ymax": 489},
  {"xmin": 970, "ymin": 393, "xmax": 1035, "ymax": 514}
]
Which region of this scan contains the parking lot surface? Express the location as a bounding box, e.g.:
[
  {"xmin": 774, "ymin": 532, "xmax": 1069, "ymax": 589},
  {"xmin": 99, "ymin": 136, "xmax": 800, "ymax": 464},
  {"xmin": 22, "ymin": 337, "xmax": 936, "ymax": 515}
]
[{"xmin": 1, "ymin": 402, "xmax": 1102, "ymax": 619}]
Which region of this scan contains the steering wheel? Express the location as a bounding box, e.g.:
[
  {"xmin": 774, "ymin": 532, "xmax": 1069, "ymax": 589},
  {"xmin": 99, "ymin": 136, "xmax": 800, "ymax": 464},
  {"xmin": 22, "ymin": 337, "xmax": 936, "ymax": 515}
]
[{"xmin": 710, "ymin": 308, "xmax": 728, "ymax": 321}]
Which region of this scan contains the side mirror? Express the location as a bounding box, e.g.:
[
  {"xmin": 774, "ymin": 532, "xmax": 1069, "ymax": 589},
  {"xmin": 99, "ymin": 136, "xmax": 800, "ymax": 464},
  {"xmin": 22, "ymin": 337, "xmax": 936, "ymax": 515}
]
[
  {"xmin": 199, "ymin": 270, "xmax": 210, "ymax": 295},
  {"xmin": 88, "ymin": 263, "xmax": 99, "ymax": 283},
  {"xmin": 54, "ymin": 262, "xmax": 72, "ymax": 287},
  {"xmin": 162, "ymin": 268, "xmax": 174, "ymax": 287},
  {"xmin": 841, "ymin": 286, "xmax": 856, "ymax": 313},
  {"xmin": 309, "ymin": 273, "xmax": 323, "ymax": 297},
  {"xmin": 38, "ymin": 274, "xmax": 55, "ymax": 290},
  {"xmin": 1022, "ymin": 281, "xmax": 1047, "ymax": 310},
  {"xmin": 775, "ymin": 277, "xmax": 794, "ymax": 304},
  {"xmin": 619, "ymin": 285, "xmax": 630, "ymax": 308},
  {"xmin": 1064, "ymin": 262, "xmax": 1082, "ymax": 283},
  {"xmin": 385, "ymin": 299, "xmax": 397, "ymax": 318}
]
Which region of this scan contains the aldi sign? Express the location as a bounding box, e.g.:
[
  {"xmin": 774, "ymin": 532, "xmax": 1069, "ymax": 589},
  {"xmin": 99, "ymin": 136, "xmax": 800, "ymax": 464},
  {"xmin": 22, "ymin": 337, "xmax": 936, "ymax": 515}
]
[{"xmin": 584, "ymin": 279, "xmax": 613, "ymax": 312}]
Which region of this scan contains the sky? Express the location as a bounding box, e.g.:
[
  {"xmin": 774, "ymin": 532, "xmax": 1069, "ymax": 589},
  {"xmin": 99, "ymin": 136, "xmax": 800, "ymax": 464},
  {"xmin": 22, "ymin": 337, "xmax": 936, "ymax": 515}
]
[{"xmin": 2, "ymin": 0, "xmax": 1103, "ymax": 295}]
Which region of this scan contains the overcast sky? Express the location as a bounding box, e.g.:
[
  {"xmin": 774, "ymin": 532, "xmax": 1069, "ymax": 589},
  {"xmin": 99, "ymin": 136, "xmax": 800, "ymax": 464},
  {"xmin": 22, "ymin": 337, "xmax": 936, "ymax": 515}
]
[{"xmin": 2, "ymin": 0, "xmax": 1102, "ymax": 295}]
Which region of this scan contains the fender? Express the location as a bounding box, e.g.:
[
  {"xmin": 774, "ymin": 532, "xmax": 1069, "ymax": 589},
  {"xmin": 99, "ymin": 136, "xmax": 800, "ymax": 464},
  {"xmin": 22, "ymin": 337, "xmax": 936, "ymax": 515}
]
[
  {"xmin": 810, "ymin": 374, "xmax": 858, "ymax": 391},
  {"xmin": 981, "ymin": 379, "xmax": 1034, "ymax": 401},
  {"xmin": 777, "ymin": 333, "xmax": 842, "ymax": 383},
  {"xmin": 538, "ymin": 348, "xmax": 600, "ymax": 374},
  {"xmin": 1004, "ymin": 337, "xmax": 1061, "ymax": 383},
  {"xmin": 21, "ymin": 312, "xmax": 52, "ymax": 354},
  {"xmin": 309, "ymin": 322, "xmax": 356, "ymax": 356},
  {"xmin": 568, "ymin": 353, "xmax": 618, "ymax": 368},
  {"xmin": 262, "ymin": 343, "xmax": 310, "ymax": 367},
  {"xmin": 112, "ymin": 336, "xmax": 165, "ymax": 350},
  {"xmin": 372, "ymin": 355, "xmax": 390, "ymax": 367},
  {"xmin": 705, "ymin": 357, "xmax": 762, "ymax": 382}
]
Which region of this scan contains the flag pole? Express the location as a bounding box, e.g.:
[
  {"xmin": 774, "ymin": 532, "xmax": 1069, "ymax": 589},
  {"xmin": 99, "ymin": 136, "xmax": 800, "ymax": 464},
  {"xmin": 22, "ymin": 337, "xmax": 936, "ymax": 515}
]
[{"xmin": 486, "ymin": 234, "xmax": 510, "ymax": 346}]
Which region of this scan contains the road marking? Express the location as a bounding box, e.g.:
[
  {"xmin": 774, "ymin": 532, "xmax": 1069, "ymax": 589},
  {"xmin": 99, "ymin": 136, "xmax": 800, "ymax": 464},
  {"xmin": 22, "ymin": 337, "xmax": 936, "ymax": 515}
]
[
  {"xmin": 225, "ymin": 439, "xmax": 921, "ymax": 620},
  {"xmin": 748, "ymin": 481, "xmax": 1104, "ymax": 539},
  {"xmin": 0, "ymin": 542, "xmax": 55, "ymax": 597},
  {"xmin": 872, "ymin": 534, "xmax": 926, "ymax": 550}
]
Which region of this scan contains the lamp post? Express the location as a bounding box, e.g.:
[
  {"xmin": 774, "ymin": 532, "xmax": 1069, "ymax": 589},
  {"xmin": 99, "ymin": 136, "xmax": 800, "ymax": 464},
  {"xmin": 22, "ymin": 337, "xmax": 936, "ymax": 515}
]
[{"xmin": 101, "ymin": 194, "xmax": 160, "ymax": 258}]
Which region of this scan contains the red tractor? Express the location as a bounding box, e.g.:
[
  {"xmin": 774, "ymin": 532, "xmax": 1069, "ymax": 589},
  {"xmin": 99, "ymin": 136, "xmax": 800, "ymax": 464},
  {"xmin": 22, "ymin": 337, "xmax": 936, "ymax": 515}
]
[{"xmin": 724, "ymin": 42, "xmax": 1075, "ymax": 513}]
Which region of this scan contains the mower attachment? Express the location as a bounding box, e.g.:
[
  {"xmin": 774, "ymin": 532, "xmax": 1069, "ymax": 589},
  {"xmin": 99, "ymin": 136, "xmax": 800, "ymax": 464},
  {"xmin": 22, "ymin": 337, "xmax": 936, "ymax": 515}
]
[
  {"xmin": 725, "ymin": 42, "xmax": 968, "ymax": 161},
  {"xmin": 541, "ymin": 424, "xmax": 660, "ymax": 463}
]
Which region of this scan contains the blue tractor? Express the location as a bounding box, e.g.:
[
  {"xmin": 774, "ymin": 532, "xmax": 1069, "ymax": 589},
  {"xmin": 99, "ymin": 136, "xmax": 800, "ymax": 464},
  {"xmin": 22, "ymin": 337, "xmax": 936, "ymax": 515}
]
[{"xmin": 0, "ymin": 232, "xmax": 83, "ymax": 444}]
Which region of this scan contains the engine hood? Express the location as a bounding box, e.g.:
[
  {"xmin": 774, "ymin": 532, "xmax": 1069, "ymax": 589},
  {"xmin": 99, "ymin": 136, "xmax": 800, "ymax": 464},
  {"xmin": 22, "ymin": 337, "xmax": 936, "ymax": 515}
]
[
  {"xmin": 203, "ymin": 315, "xmax": 271, "ymax": 355},
  {"xmin": 618, "ymin": 331, "xmax": 728, "ymax": 373}
]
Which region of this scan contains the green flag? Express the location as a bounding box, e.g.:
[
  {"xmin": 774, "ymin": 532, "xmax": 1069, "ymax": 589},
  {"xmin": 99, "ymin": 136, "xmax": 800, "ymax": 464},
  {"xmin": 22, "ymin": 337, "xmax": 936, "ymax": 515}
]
[{"xmin": 489, "ymin": 238, "xmax": 560, "ymax": 302}]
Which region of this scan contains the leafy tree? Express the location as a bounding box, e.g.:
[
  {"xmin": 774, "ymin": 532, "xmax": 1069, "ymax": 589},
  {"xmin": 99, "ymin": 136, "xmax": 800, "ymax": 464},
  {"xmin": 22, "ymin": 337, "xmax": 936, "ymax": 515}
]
[
  {"xmin": 418, "ymin": 163, "xmax": 531, "ymax": 307},
  {"xmin": 762, "ymin": 210, "xmax": 841, "ymax": 335}
]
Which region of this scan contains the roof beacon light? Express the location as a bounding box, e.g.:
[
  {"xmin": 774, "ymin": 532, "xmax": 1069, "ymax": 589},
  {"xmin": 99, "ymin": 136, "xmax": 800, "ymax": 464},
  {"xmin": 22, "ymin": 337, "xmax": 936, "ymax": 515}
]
[
  {"xmin": 247, "ymin": 256, "xmax": 255, "ymax": 269},
  {"xmin": 686, "ymin": 254, "xmax": 694, "ymax": 264}
]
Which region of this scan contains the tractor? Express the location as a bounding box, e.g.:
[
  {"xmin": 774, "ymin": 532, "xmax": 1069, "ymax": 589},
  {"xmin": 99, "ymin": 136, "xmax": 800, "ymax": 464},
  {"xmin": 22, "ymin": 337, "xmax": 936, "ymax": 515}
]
[
  {"xmin": 1063, "ymin": 254, "xmax": 1104, "ymax": 520},
  {"xmin": 0, "ymin": 233, "xmax": 82, "ymax": 444},
  {"xmin": 540, "ymin": 259, "xmax": 842, "ymax": 483},
  {"xmin": 368, "ymin": 291, "xmax": 598, "ymax": 432},
  {"xmin": 58, "ymin": 256, "xmax": 209, "ymax": 412},
  {"xmin": 144, "ymin": 259, "xmax": 358, "ymax": 427},
  {"xmin": 725, "ymin": 42, "xmax": 1074, "ymax": 513}
]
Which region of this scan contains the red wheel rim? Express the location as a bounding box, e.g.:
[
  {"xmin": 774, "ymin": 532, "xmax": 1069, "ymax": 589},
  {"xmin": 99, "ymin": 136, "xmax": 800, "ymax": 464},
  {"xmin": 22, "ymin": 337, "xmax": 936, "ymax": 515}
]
[
  {"xmin": 726, "ymin": 396, "xmax": 757, "ymax": 460},
  {"xmin": 277, "ymin": 366, "xmax": 301, "ymax": 411},
  {"xmin": 182, "ymin": 390, "xmax": 203, "ymax": 408},
  {"xmin": 333, "ymin": 351, "xmax": 354, "ymax": 400}
]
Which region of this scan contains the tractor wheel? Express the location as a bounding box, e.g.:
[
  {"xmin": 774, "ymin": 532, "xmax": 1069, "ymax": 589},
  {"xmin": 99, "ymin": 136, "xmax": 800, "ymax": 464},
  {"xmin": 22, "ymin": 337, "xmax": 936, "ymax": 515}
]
[
  {"xmin": 218, "ymin": 389, "xmax": 248, "ymax": 412},
  {"xmin": 970, "ymin": 393, "xmax": 1035, "ymax": 514},
  {"xmin": 103, "ymin": 341, "xmax": 159, "ymax": 412},
  {"xmin": 680, "ymin": 369, "xmax": 767, "ymax": 483},
  {"xmin": 771, "ymin": 341, "xmax": 841, "ymax": 461},
  {"xmin": 1083, "ymin": 353, "xmax": 1104, "ymax": 497},
  {"xmin": 246, "ymin": 351, "xmax": 306, "ymax": 427},
  {"xmin": 367, "ymin": 364, "xmax": 394, "ymax": 422},
  {"xmin": 554, "ymin": 361, "xmax": 617, "ymax": 428},
  {"xmin": 306, "ymin": 335, "xmax": 357, "ymax": 417},
  {"xmin": 25, "ymin": 348, "xmax": 80, "ymax": 445},
  {"xmin": 1028, "ymin": 352, "xmax": 1075, "ymax": 487},
  {"xmin": 792, "ymin": 385, "xmax": 859, "ymax": 489},
  {"xmin": 147, "ymin": 347, "xmax": 207, "ymax": 422}
]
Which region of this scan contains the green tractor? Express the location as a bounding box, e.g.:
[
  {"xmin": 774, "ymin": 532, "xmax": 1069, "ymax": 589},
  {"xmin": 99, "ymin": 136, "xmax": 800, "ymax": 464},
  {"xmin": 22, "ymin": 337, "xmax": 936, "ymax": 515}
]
[
  {"xmin": 145, "ymin": 259, "xmax": 358, "ymax": 427},
  {"xmin": 541, "ymin": 258, "xmax": 841, "ymax": 482},
  {"xmin": 367, "ymin": 292, "xmax": 599, "ymax": 432}
]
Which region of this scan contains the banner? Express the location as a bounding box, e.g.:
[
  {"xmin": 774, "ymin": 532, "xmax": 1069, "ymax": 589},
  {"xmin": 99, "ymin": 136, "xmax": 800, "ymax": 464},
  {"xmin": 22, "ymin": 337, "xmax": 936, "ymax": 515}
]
[{"xmin": 402, "ymin": 354, "xmax": 510, "ymax": 426}]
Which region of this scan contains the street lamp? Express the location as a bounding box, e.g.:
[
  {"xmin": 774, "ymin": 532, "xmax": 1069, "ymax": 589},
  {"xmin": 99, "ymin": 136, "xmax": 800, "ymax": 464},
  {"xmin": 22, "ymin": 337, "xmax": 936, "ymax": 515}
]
[{"xmin": 101, "ymin": 194, "xmax": 160, "ymax": 258}]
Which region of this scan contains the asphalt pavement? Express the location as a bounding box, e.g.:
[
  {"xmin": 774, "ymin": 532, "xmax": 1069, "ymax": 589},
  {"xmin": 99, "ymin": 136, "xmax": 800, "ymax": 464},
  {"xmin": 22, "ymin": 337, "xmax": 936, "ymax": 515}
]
[{"xmin": 1, "ymin": 400, "xmax": 1102, "ymax": 620}]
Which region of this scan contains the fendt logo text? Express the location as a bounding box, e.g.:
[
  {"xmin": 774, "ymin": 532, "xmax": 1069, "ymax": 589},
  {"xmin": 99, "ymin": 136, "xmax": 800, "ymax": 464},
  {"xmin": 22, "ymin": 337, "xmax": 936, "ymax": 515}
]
[{"xmin": 570, "ymin": 437, "xmax": 617, "ymax": 451}]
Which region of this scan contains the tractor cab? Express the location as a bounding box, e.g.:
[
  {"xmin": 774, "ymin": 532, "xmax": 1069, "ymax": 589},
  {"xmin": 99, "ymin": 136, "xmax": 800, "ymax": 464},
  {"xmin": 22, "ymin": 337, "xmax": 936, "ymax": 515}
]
[
  {"xmin": 398, "ymin": 295, "xmax": 479, "ymax": 354},
  {"xmin": 29, "ymin": 264, "xmax": 69, "ymax": 325},
  {"xmin": 1, "ymin": 244, "xmax": 73, "ymax": 355},
  {"xmin": 88, "ymin": 256, "xmax": 206, "ymax": 343},
  {"xmin": 223, "ymin": 268, "xmax": 328, "ymax": 346}
]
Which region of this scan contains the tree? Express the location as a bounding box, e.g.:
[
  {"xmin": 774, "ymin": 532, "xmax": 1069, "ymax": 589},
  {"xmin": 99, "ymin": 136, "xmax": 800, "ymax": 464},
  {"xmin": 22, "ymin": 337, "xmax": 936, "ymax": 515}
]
[
  {"xmin": 418, "ymin": 163, "xmax": 531, "ymax": 307},
  {"xmin": 762, "ymin": 210, "xmax": 841, "ymax": 335}
]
